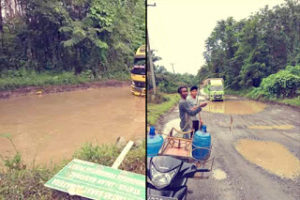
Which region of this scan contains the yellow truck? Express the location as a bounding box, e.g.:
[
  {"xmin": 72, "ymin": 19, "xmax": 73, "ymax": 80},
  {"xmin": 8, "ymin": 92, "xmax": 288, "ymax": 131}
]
[
  {"xmin": 130, "ymin": 45, "xmax": 146, "ymax": 96},
  {"xmin": 205, "ymin": 78, "xmax": 224, "ymax": 101}
]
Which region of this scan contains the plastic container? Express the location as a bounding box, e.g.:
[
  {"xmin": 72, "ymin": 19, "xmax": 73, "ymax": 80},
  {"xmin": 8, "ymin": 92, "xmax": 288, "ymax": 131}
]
[
  {"xmin": 147, "ymin": 126, "xmax": 164, "ymax": 157},
  {"xmin": 192, "ymin": 125, "xmax": 211, "ymax": 160}
]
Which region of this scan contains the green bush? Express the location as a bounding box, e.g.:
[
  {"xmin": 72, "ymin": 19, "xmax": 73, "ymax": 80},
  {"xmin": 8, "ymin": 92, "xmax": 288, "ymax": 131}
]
[
  {"xmin": 147, "ymin": 93, "xmax": 180, "ymax": 125},
  {"xmin": 73, "ymin": 143, "xmax": 120, "ymax": 166},
  {"xmin": 0, "ymin": 70, "xmax": 95, "ymax": 90},
  {"xmin": 250, "ymin": 65, "xmax": 300, "ymax": 99},
  {"xmin": 1, "ymin": 141, "xmax": 145, "ymax": 199}
]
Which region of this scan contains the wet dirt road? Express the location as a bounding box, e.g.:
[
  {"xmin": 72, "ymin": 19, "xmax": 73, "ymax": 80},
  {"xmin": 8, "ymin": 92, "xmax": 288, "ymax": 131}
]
[
  {"xmin": 0, "ymin": 86, "xmax": 145, "ymax": 167},
  {"xmin": 157, "ymin": 95, "xmax": 300, "ymax": 200}
]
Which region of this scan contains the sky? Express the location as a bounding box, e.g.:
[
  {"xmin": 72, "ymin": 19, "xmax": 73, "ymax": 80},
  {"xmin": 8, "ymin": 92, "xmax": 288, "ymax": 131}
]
[{"xmin": 148, "ymin": 0, "xmax": 287, "ymax": 75}]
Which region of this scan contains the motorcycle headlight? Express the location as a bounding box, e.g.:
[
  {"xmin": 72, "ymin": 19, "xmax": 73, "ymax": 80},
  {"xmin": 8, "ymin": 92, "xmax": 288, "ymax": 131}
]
[{"xmin": 150, "ymin": 164, "xmax": 178, "ymax": 189}]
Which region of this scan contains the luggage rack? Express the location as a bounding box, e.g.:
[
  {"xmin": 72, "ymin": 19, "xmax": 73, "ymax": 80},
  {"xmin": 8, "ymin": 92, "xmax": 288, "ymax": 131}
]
[{"xmin": 159, "ymin": 127, "xmax": 214, "ymax": 176}]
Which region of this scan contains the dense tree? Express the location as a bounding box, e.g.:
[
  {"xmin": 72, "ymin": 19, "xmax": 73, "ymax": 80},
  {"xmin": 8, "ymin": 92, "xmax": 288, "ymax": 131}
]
[
  {"xmin": 0, "ymin": 0, "xmax": 145, "ymax": 77},
  {"xmin": 197, "ymin": 0, "xmax": 300, "ymax": 90}
]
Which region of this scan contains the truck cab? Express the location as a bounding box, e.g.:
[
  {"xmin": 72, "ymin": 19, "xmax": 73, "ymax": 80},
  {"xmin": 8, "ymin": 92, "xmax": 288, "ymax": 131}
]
[
  {"xmin": 130, "ymin": 45, "xmax": 146, "ymax": 96},
  {"xmin": 206, "ymin": 78, "xmax": 224, "ymax": 101}
]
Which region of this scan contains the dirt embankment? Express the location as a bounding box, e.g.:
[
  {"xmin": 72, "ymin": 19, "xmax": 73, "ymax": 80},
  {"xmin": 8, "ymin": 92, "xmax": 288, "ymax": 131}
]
[{"xmin": 0, "ymin": 80, "xmax": 130, "ymax": 99}]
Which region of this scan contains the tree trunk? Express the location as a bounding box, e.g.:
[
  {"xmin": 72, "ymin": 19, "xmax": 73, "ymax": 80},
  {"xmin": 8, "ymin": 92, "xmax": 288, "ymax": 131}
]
[
  {"xmin": 0, "ymin": 0, "xmax": 3, "ymax": 32},
  {"xmin": 0, "ymin": 0, "xmax": 3, "ymax": 49}
]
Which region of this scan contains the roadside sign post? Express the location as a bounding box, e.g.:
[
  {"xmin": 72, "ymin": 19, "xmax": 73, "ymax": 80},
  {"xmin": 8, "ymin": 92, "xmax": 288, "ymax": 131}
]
[{"xmin": 45, "ymin": 141, "xmax": 145, "ymax": 200}]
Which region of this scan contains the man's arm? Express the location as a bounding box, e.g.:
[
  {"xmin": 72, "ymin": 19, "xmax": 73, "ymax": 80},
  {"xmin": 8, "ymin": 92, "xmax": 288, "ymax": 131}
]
[{"xmin": 180, "ymin": 101, "xmax": 201, "ymax": 116}]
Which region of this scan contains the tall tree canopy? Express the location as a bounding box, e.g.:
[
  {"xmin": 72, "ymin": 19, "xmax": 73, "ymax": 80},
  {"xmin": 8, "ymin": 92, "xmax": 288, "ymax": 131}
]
[
  {"xmin": 0, "ymin": 0, "xmax": 145, "ymax": 76},
  {"xmin": 197, "ymin": 0, "xmax": 300, "ymax": 89}
]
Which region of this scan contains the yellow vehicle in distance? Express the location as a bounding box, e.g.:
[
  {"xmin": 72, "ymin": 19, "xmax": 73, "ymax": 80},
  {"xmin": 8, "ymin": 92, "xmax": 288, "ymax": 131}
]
[
  {"xmin": 203, "ymin": 78, "xmax": 224, "ymax": 101},
  {"xmin": 131, "ymin": 45, "xmax": 146, "ymax": 96}
]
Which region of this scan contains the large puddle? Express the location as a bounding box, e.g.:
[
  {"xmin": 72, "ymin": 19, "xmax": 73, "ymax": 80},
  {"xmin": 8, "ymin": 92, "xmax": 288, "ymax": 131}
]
[
  {"xmin": 248, "ymin": 125, "xmax": 294, "ymax": 130},
  {"xmin": 235, "ymin": 139, "xmax": 300, "ymax": 179},
  {"xmin": 0, "ymin": 86, "xmax": 145, "ymax": 166},
  {"xmin": 203, "ymin": 100, "xmax": 267, "ymax": 115}
]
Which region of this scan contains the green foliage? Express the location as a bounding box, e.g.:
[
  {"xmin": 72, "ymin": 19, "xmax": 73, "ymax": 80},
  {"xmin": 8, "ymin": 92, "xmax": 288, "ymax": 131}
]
[
  {"xmin": 0, "ymin": 70, "xmax": 93, "ymax": 90},
  {"xmin": 250, "ymin": 65, "xmax": 300, "ymax": 99},
  {"xmin": 197, "ymin": 0, "xmax": 300, "ymax": 92},
  {"xmin": 0, "ymin": 0, "xmax": 145, "ymax": 80},
  {"xmin": 120, "ymin": 141, "xmax": 145, "ymax": 175},
  {"xmin": 73, "ymin": 143, "xmax": 120, "ymax": 166},
  {"xmin": 153, "ymin": 66, "xmax": 198, "ymax": 93},
  {"xmin": 3, "ymin": 152, "xmax": 24, "ymax": 171},
  {"xmin": 147, "ymin": 93, "xmax": 180, "ymax": 125},
  {"xmin": 1, "ymin": 141, "xmax": 145, "ymax": 199},
  {"xmin": 279, "ymin": 96, "xmax": 300, "ymax": 106},
  {"xmin": 0, "ymin": 167, "xmax": 55, "ymax": 200}
]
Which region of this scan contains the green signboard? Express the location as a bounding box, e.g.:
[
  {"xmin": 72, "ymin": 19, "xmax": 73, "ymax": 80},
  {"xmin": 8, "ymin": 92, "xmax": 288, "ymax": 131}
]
[{"xmin": 45, "ymin": 159, "xmax": 145, "ymax": 200}]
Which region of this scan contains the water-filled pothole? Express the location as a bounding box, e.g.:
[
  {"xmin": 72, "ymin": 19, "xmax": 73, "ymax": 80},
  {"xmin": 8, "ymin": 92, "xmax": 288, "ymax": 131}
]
[
  {"xmin": 235, "ymin": 139, "xmax": 300, "ymax": 179},
  {"xmin": 0, "ymin": 86, "xmax": 145, "ymax": 166},
  {"xmin": 203, "ymin": 100, "xmax": 266, "ymax": 115},
  {"xmin": 248, "ymin": 125, "xmax": 294, "ymax": 130}
]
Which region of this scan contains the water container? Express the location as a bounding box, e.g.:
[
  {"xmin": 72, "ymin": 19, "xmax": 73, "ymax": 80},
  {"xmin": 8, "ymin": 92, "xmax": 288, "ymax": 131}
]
[
  {"xmin": 192, "ymin": 125, "xmax": 211, "ymax": 160},
  {"xmin": 147, "ymin": 126, "xmax": 164, "ymax": 157}
]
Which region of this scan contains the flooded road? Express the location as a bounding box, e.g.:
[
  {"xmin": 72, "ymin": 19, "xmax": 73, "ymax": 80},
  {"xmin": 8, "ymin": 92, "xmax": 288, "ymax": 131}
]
[
  {"xmin": 157, "ymin": 95, "xmax": 300, "ymax": 200},
  {"xmin": 0, "ymin": 86, "xmax": 145, "ymax": 166},
  {"xmin": 203, "ymin": 100, "xmax": 267, "ymax": 115}
]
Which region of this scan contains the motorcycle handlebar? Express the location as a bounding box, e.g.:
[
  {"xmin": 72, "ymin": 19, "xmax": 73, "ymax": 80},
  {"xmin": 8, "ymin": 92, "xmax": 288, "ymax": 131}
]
[{"xmin": 196, "ymin": 168, "xmax": 210, "ymax": 172}]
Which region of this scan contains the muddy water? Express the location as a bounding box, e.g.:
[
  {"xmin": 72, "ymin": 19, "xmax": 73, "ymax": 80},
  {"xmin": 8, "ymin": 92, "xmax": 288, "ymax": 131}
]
[
  {"xmin": 203, "ymin": 100, "xmax": 267, "ymax": 115},
  {"xmin": 248, "ymin": 124, "xmax": 294, "ymax": 130},
  {"xmin": 0, "ymin": 86, "xmax": 145, "ymax": 166},
  {"xmin": 235, "ymin": 139, "xmax": 300, "ymax": 179}
]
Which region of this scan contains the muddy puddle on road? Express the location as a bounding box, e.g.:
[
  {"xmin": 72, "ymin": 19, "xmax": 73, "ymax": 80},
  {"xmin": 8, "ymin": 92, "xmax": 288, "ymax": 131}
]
[
  {"xmin": 203, "ymin": 100, "xmax": 266, "ymax": 115},
  {"xmin": 248, "ymin": 124, "xmax": 294, "ymax": 130},
  {"xmin": 0, "ymin": 86, "xmax": 145, "ymax": 166},
  {"xmin": 235, "ymin": 139, "xmax": 300, "ymax": 179}
]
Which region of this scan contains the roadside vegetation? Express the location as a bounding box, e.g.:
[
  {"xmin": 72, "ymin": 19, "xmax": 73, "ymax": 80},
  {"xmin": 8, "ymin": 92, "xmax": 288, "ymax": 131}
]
[
  {"xmin": 0, "ymin": 70, "xmax": 130, "ymax": 91},
  {"xmin": 196, "ymin": 1, "xmax": 300, "ymax": 106},
  {"xmin": 0, "ymin": 134, "xmax": 145, "ymax": 199},
  {"xmin": 151, "ymin": 1, "xmax": 299, "ymax": 107},
  {"xmin": 226, "ymin": 65, "xmax": 300, "ymax": 106},
  {"xmin": 147, "ymin": 93, "xmax": 180, "ymax": 125},
  {"xmin": 0, "ymin": 0, "xmax": 145, "ymax": 90}
]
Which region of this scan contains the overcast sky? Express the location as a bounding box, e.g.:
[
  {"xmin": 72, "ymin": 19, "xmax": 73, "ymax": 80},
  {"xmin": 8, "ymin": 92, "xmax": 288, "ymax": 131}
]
[{"xmin": 148, "ymin": 0, "xmax": 286, "ymax": 75}]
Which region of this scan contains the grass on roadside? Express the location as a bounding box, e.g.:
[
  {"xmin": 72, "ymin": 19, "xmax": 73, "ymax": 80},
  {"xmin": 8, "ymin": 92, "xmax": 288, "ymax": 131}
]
[
  {"xmin": 147, "ymin": 93, "xmax": 180, "ymax": 125},
  {"xmin": 0, "ymin": 141, "xmax": 145, "ymax": 200},
  {"xmin": 276, "ymin": 96, "xmax": 300, "ymax": 107},
  {"xmin": 225, "ymin": 88, "xmax": 300, "ymax": 107},
  {"xmin": 0, "ymin": 69, "xmax": 130, "ymax": 91}
]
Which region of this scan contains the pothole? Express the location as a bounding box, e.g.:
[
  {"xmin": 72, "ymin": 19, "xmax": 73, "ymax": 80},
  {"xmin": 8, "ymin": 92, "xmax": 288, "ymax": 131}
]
[
  {"xmin": 248, "ymin": 124, "xmax": 294, "ymax": 130},
  {"xmin": 235, "ymin": 139, "xmax": 300, "ymax": 179},
  {"xmin": 203, "ymin": 100, "xmax": 266, "ymax": 115},
  {"xmin": 212, "ymin": 168, "xmax": 227, "ymax": 180}
]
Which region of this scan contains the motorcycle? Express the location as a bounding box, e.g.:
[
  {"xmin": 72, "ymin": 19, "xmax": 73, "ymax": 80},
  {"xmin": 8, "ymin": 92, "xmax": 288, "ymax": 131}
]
[{"xmin": 147, "ymin": 155, "xmax": 210, "ymax": 200}]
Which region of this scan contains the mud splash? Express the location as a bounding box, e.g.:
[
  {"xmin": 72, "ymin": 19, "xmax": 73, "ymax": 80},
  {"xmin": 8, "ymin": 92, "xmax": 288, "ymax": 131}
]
[
  {"xmin": 203, "ymin": 100, "xmax": 266, "ymax": 115},
  {"xmin": 235, "ymin": 139, "xmax": 300, "ymax": 179},
  {"xmin": 0, "ymin": 86, "xmax": 145, "ymax": 166},
  {"xmin": 248, "ymin": 125, "xmax": 294, "ymax": 130}
]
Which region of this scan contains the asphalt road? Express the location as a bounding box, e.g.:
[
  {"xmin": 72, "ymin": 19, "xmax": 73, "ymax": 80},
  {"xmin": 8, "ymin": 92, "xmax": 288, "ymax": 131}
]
[{"xmin": 156, "ymin": 94, "xmax": 300, "ymax": 200}]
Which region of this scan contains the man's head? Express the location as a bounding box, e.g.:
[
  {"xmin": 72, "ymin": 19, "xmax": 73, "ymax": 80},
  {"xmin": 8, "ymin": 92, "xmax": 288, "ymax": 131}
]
[
  {"xmin": 190, "ymin": 86, "xmax": 198, "ymax": 98},
  {"xmin": 178, "ymin": 86, "xmax": 188, "ymax": 99}
]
